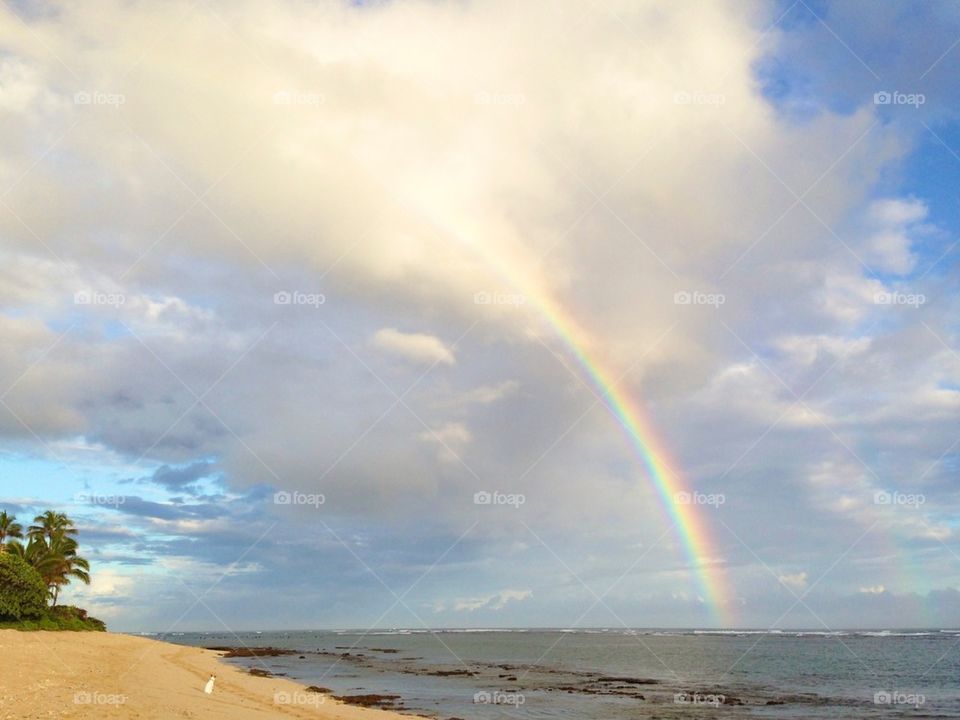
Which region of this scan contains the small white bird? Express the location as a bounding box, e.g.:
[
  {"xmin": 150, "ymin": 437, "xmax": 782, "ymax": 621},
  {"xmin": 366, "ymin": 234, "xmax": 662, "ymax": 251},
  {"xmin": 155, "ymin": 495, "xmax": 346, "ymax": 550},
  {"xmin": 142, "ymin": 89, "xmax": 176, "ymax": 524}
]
[{"xmin": 204, "ymin": 674, "xmax": 216, "ymax": 695}]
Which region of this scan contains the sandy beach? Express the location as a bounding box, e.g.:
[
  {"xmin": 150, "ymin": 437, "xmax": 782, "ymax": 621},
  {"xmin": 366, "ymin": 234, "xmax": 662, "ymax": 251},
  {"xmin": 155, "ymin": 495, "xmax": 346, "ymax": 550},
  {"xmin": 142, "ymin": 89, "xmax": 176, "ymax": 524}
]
[{"xmin": 0, "ymin": 631, "xmax": 408, "ymax": 720}]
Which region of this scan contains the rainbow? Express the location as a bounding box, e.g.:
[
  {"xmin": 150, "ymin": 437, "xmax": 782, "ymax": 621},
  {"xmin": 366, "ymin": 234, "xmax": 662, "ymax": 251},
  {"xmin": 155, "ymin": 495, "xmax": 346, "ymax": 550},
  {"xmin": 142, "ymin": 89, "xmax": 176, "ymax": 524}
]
[
  {"xmin": 525, "ymin": 293, "xmax": 731, "ymax": 624},
  {"xmin": 456, "ymin": 232, "xmax": 732, "ymax": 624}
]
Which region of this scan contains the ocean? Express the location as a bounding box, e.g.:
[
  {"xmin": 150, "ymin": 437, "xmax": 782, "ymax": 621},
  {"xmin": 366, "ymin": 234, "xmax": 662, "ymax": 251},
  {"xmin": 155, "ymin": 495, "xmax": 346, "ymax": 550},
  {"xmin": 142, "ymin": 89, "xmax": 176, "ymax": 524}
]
[{"xmin": 161, "ymin": 629, "xmax": 960, "ymax": 718}]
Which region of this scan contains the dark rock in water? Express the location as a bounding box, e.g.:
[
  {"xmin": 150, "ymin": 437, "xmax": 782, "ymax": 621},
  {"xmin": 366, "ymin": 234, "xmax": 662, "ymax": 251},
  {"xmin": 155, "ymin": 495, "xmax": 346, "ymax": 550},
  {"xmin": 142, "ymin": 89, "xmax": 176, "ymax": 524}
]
[
  {"xmin": 298, "ymin": 655, "xmax": 306, "ymax": 659},
  {"xmin": 206, "ymin": 646, "xmax": 297, "ymax": 658},
  {"xmin": 333, "ymin": 694, "xmax": 402, "ymax": 708},
  {"xmin": 766, "ymin": 699, "xmax": 785, "ymax": 705},
  {"xmin": 427, "ymin": 669, "xmax": 474, "ymax": 677},
  {"xmin": 370, "ymin": 648, "xmax": 400, "ymax": 653},
  {"xmin": 305, "ymin": 686, "xmax": 331, "ymax": 694},
  {"xmin": 596, "ymin": 676, "xmax": 659, "ymax": 685},
  {"xmin": 248, "ymin": 667, "xmax": 273, "ymax": 677}
]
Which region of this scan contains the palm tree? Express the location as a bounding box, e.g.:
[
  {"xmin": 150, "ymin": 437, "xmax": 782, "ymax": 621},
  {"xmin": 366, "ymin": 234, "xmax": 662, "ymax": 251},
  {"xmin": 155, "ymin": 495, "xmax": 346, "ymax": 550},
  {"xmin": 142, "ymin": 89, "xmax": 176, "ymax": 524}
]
[
  {"xmin": 28, "ymin": 511, "xmax": 77, "ymax": 544},
  {"xmin": 42, "ymin": 533, "xmax": 90, "ymax": 606},
  {"xmin": 6, "ymin": 537, "xmax": 43, "ymax": 564},
  {"xmin": 0, "ymin": 511, "xmax": 23, "ymax": 552},
  {"xmin": 6, "ymin": 536, "xmax": 58, "ymax": 581},
  {"xmin": 10, "ymin": 529, "xmax": 90, "ymax": 606}
]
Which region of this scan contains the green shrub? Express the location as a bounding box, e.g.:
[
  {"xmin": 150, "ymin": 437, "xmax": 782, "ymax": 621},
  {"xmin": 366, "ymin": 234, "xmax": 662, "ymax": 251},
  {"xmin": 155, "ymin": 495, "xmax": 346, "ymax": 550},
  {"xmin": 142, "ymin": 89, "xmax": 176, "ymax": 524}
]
[
  {"xmin": 0, "ymin": 613, "xmax": 106, "ymax": 631},
  {"xmin": 48, "ymin": 605, "xmax": 87, "ymax": 621},
  {"xmin": 43, "ymin": 605, "xmax": 105, "ymax": 631},
  {"xmin": 85, "ymin": 615, "xmax": 107, "ymax": 631},
  {"xmin": 0, "ymin": 553, "xmax": 48, "ymax": 620}
]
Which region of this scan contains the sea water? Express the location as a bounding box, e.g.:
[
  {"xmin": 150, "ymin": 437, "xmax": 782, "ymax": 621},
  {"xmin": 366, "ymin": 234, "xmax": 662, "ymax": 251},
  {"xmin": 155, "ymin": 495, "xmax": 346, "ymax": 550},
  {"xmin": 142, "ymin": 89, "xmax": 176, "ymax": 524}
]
[{"xmin": 165, "ymin": 629, "xmax": 960, "ymax": 718}]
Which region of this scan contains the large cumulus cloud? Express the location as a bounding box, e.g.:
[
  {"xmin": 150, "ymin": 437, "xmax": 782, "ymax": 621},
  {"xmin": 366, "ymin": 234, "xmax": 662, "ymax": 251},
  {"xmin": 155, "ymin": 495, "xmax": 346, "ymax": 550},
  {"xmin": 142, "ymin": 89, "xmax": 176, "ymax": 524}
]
[{"xmin": 1, "ymin": 0, "xmax": 958, "ymax": 629}]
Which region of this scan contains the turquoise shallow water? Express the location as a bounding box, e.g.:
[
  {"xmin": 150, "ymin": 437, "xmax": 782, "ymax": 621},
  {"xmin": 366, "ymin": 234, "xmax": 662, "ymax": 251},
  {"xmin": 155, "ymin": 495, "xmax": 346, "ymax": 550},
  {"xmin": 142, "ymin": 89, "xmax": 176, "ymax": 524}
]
[{"xmin": 161, "ymin": 629, "xmax": 960, "ymax": 718}]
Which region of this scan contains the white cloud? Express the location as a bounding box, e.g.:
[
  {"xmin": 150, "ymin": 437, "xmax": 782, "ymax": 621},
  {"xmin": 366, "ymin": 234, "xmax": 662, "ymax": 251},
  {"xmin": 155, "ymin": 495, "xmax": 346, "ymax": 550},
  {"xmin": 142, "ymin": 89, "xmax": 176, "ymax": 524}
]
[
  {"xmin": 370, "ymin": 328, "xmax": 455, "ymax": 366},
  {"xmin": 0, "ymin": 0, "xmax": 957, "ymax": 629},
  {"xmin": 861, "ymin": 198, "xmax": 929, "ymax": 275},
  {"xmin": 818, "ymin": 272, "xmax": 888, "ymax": 324},
  {"xmin": 459, "ymin": 381, "xmax": 519, "ymax": 405},
  {"xmin": 419, "ymin": 421, "xmax": 471, "ymax": 446},
  {"xmin": 418, "ymin": 421, "xmax": 472, "ymax": 464},
  {"xmin": 868, "ymin": 198, "xmax": 927, "ymax": 226},
  {"xmin": 778, "ymin": 572, "xmax": 808, "ymax": 592},
  {"xmin": 775, "ymin": 334, "xmax": 872, "ymax": 367},
  {"xmin": 67, "ymin": 569, "xmax": 137, "ymax": 619},
  {"xmin": 453, "ymin": 589, "xmax": 533, "ymax": 612}
]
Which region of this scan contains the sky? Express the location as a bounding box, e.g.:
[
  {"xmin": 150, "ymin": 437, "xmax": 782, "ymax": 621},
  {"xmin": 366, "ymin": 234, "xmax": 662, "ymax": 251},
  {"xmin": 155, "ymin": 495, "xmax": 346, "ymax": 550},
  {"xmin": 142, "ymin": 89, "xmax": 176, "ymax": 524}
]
[{"xmin": 0, "ymin": 0, "xmax": 958, "ymax": 633}]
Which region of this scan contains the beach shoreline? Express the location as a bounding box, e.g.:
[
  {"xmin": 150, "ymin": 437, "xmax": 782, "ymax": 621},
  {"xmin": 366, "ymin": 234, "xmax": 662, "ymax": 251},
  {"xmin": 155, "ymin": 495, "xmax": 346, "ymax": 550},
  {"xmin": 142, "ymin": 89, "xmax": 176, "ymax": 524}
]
[{"xmin": 0, "ymin": 630, "xmax": 410, "ymax": 719}]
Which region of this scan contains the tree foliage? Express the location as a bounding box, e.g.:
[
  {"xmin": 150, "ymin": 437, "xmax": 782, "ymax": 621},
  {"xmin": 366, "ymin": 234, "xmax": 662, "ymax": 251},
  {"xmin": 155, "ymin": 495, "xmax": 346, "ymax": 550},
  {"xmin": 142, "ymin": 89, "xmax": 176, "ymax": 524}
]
[
  {"xmin": 0, "ymin": 509, "xmax": 103, "ymax": 630},
  {"xmin": 0, "ymin": 553, "xmax": 48, "ymax": 620}
]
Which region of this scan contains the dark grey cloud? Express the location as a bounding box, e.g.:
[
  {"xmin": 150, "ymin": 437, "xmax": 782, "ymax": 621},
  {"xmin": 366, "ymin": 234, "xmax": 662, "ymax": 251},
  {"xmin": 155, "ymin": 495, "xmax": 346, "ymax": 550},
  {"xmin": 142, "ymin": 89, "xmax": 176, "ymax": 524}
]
[
  {"xmin": 108, "ymin": 496, "xmax": 226, "ymax": 521},
  {"xmin": 151, "ymin": 461, "xmax": 216, "ymax": 492},
  {"xmin": 118, "ymin": 460, "xmax": 216, "ymax": 495}
]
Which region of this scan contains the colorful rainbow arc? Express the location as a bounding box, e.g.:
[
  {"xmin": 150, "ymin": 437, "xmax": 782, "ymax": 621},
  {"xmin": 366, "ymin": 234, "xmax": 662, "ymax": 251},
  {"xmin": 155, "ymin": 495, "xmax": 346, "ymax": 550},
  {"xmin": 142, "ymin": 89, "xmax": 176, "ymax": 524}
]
[
  {"xmin": 461, "ymin": 236, "xmax": 732, "ymax": 624},
  {"xmin": 527, "ymin": 294, "xmax": 732, "ymax": 625}
]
